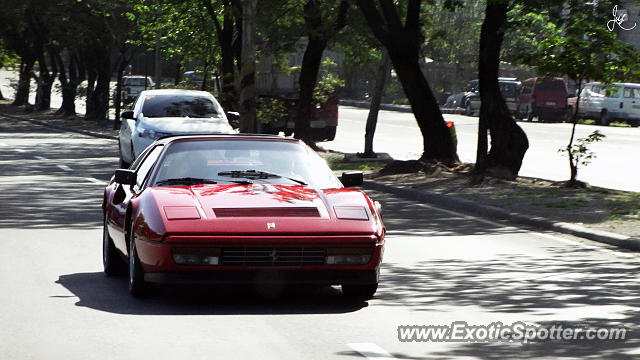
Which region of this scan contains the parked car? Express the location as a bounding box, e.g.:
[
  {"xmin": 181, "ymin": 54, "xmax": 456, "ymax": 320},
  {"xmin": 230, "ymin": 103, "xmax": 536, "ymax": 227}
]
[
  {"xmin": 102, "ymin": 134, "xmax": 385, "ymax": 298},
  {"xmin": 463, "ymin": 78, "xmax": 521, "ymax": 117},
  {"xmin": 258, "ymin": 94, "xmax": 339, "ymax": 141},
  {"xmin": 122, "ymin": 76, "xmax": 154, "ymax": 104},
  {"xmin": 516, "ymin": 77, "xmax": 568, "ymax": 122},
  {"xmin": 118, "ymin": 89, "xmax": 235, "ymax": 168},
  {"xmin": 568, "ymin": 82, "xmax": 640, "ymax": 126}
]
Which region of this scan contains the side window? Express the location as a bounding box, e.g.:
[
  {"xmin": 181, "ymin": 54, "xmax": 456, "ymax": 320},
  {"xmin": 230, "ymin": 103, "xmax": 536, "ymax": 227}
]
[
  {"xmin": 134, "ymin": 145, "xmax": 164, "ymax": 191},
  {"xmin": 623, "ymin": 87, "xmax": 640, "ymax": 98},
  {"xmin": 605, "ymin": 86, "xmax": 621, "ymax": 98}
]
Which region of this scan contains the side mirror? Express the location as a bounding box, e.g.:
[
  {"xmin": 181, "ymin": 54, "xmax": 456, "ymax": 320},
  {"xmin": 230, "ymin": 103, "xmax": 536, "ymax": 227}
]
[
  {"xmin": 114, "ymin": 169, "xmax": 136, "ymax": 185},
  {"xmin": 226, "ymin": 111, "xmax": 240, "ymax": 121},
  {"xmin": 121, "ymin": 110, "xmax": 135, "ymax": 120},
  {"xmin": 341, "ymin": 171, "xmax": 363, "ymax": 187}
]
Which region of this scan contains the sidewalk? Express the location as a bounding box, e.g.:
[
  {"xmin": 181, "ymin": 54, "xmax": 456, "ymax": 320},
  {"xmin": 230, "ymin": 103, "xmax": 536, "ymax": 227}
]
[{"xmin": 2, "ymin": 101, "xmax": 639, "ymax": 251}]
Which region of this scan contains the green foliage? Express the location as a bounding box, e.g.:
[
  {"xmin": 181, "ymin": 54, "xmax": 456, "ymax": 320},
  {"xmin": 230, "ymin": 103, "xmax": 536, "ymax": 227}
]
[
  {"xmin": 256, "ymin": 97, "xmax": 288, "ymax": 124},
  {"xmin": 312, "ymin": 57, "xmax": 344, "ymax": 104},
  {"xmin": 558, "ymin": 130, "xmax": 606, "ymax": 169}
]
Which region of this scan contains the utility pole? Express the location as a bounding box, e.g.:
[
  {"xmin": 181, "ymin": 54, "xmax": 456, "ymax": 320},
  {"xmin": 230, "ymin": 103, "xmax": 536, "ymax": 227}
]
[{"xmin": 239, "ymin": 0, "xmax": 257, "ymax": 133}]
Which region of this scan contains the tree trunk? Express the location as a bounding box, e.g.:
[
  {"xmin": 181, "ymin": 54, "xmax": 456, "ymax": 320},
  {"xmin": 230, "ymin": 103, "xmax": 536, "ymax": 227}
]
[
  {"xmin": 57, "ymin": 52, "xmax": 84, "ymax": 117},
  {"xmin": 477, "ymin": 2, "xmax": 528, "ymax": 180},
  {"xmin": 34, "ymin": 50, "xmax": 58, "ymax": 111},
  {"xmin": 114, "ymin": 54, "xmax": 127, "ymax": 128},
  {"xmin": 239, "ymin": 0, "xmax": 257, "ymax": 133},
  {"xmin": 357, "ymin": 0, "xmax": 458, "ymax": 165},
  {"xmin": 363, "ymin": 48, "xmax": 391, "ymax": 156},
  {"xmin": 294, "ymin": 36, "xmax": 326, "ymax": 145},
  {"xmin": 13, "ymin": 58, "xmax": 34, "ymax": 106},
  {"xmin": 85, "ymin": 47, "xmax": 111, "ymax": 122}
]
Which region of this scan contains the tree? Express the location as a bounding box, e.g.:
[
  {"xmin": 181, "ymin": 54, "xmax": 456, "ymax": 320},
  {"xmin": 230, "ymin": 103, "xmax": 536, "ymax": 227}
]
[
  {"xmin": 293, "ymin": 0, "xmax": 349, "ymax": 145},
  {"xmin": 517, "ymin": 0, "xmax": 640, "ymax": 186},
  {"xmin": 363, "ymin": 48, "xmax": 391, "ymax": 157},
  {"xmin": 474, "ymin": 0, "xmax": 529, "ymax": 181},
  {"xmin": 0, "ymin": 0, "xmax": 38, "ymax": 106},
  {"xmin": 357, "ymin": 0, "xmax": 458, "ymax": 164}
]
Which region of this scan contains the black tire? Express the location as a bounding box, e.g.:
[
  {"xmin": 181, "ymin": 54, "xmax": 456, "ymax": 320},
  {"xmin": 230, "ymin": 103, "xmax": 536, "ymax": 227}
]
[
  {"xmin": 465, "ymin": 103, "xmax": 473, "ymax": 117},
  {"xmin": 325, "ymin": 126, "xmax": 337, "ymax": 141},
  {"xmin": 103, "ymin": 217, "xmax": 125, "ymax": 276},
  {"xmin": 526, "ymin": 105, "xmax": 534, "ymax": 122},
  {"xmin": 565, "ymin": 107, "xmax": 573, "ymax": 123},
  {"xmin": 599, "ymin": 110, "xmax": 610, "ymax": 126},
  {"xmin": 128, "ymin": 224, "xmax": 150, "ymax": 297},
  {"xmin": 342, "ymin": 283, "xmax": 378, "ymax": 300},
  {"xmin": 118, "ymin": 157, "xmax": 130, "ymax": 169}
]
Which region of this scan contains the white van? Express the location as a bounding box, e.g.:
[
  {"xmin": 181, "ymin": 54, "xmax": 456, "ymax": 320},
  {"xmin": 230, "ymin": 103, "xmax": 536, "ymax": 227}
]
[{"xmin": 573, "ymin": 82, "xmax": 640, "ymax": 126}]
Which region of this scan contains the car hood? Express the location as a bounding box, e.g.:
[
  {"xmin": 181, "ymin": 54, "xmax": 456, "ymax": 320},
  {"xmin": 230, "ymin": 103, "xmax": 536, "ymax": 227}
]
[
  {"xmin": 144, "ymin": 184, "xmax": 378, "ymax": 236},
  {"xmin": 140, "ymin": 116, "xmax": 235, "ymax": 134}
]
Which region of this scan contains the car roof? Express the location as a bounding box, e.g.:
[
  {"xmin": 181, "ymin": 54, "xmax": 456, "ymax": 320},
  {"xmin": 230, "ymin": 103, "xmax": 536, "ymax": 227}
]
[
  {"xmin": 139, "ymin": 89, "xmax": 214, "ymax": 96},
  {"xmin": 154, "ymin": 133, "xmax": 300, "ymax": 146},
  {"xmin": 585, "ymin": 82, "xmax": 640, "ymax": 87}
]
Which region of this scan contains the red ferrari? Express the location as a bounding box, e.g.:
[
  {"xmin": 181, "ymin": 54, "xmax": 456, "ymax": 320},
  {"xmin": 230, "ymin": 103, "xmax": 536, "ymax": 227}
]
[{"xmin": 102, "ymin": 135, "xmax": 385, "ymax": 298}]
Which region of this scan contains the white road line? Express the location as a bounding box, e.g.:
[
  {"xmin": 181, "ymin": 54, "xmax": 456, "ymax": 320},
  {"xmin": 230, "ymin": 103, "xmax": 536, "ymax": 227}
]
[
  {"xmin": 86, "ymin": 177, "xmax": 107, "ymax": 185},
  {"xmin": 57, "ymin": 165, "xmax": 72, "ymax": 172},
  {"xmin": 14, "ymin": 149, "xmax": 26, "ymax": 153},
  {"xmin": 348, "ymin": 343, "xmax": 396, "ymax": 360},
  {"xmin": 34, "ymin": 156, "xmax": 49, "ymax": 161},
  {"xmin": 410, "ymin": 201, "xmax": 634, "ymax": 258}
]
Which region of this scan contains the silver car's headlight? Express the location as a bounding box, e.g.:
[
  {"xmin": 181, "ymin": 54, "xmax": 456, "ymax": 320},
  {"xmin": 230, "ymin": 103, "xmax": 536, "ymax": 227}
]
[{"xmin": 138, "ymin": 127, "xmax": 171, "ymax": 140}]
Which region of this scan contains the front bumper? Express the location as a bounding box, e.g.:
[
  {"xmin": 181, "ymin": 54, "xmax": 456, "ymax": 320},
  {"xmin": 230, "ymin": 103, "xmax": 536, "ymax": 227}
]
[{"xmin": 144, "ymin": 269, "xmax": 379, "ymax": 285}]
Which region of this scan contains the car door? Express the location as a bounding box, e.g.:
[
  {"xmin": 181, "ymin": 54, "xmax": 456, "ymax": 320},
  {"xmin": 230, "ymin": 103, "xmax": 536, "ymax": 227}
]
[
  {"xmin": 622, "ymin": 86, "xmax": 640, "ymax": 118},
  {"xmin": 107, "ymin": 144, "xmax": 164, "ymax": 255}
]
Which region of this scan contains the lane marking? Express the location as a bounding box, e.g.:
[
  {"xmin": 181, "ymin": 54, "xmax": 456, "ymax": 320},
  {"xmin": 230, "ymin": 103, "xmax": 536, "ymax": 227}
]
[
  {"xmin": 34, "ymin": 156, "xmax": 49, "ymax": 161},
  {"xmin": 86, "ymin": 177, "xmax": 107, "ymax": 185},
  {"xmin": 57, "ymin": 165, "xmax": 72, "ymax": 172},
  {"xmin": 348, "ymin": 343, "xmax": 396, "ymax": 360},
  {"xmin": 14, "ymin": 149, "xmax": 26, "ymax": 153},
  {"xmin": 408, "ymin": 200, "xmax": 635, "ymax": 258}
]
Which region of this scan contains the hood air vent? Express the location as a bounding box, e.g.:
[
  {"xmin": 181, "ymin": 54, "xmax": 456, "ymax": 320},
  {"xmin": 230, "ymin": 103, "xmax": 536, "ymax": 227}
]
[{"xmin": 212, "ymin": 207, "xmax": 320, "ymax": 218}]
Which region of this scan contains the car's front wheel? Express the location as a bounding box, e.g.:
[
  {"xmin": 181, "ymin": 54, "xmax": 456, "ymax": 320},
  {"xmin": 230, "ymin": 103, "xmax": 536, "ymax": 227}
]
[
  {"xmin": 103, "ymin": 216, "xmax": 125, "ymax": 276},
  {"xmin": 128, "ymin": 225, "xmax": 150, "ymax": 297},
  {"xmin": 342, "ymin": 283, "xmax": 378, "ymax": 300}
]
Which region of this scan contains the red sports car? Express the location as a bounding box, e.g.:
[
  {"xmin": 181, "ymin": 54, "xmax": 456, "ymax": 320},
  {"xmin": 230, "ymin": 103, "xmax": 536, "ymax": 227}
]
[{"xmin": 102, "ymin": 135, "xmax": 385, "ymax": 298}]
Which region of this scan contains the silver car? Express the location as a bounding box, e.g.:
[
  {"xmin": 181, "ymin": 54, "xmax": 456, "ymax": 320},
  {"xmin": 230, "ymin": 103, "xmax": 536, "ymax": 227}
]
[{"xmin": 118, "ymin": 89, "xmax": 236, "ymax": 168}]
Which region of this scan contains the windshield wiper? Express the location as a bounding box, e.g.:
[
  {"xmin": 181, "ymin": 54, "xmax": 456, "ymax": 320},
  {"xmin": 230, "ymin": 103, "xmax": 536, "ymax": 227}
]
[
  {"xmin": 217, "ymin": 170, "xmax": 307, "ymax": 185},
  {"xmin": 155, "ymin": 177, "xmax": 217, "ymax": 186}
]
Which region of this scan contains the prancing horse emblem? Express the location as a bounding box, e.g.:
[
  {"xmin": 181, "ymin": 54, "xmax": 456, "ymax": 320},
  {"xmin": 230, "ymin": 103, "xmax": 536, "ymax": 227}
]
[{"xmin": 267, "ymin": 222, "xmax": 276, "ymax": 229}]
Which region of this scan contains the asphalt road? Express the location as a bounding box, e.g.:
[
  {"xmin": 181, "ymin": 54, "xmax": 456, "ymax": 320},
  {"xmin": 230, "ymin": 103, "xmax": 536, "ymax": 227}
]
[
  {"xmin": 331, "ymin": 107, "xmax": 640, "ymax": 192},
  {"xmin": 1, "ymin": 116, "xmax": 639, "ymax": 359}
]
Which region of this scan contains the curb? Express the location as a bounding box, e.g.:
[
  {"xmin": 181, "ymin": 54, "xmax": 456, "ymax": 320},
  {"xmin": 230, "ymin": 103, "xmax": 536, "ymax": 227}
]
[
  {"xmin": 363, "ymin": 180, "xmax": 640, "ymax": 252},
  {"xmin": 0, "ymin": 112, "xmax": 118, "ymax": 140},
  {"xmin": 339, "ymin": 99, "xmax": 463, "ymax": 114}
]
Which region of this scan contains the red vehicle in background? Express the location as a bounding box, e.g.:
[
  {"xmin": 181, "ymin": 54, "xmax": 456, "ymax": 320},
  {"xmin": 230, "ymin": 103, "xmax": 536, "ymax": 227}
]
[{"xmin": 516, "ymin": 77, "xmax": 569, "ymax": 122}]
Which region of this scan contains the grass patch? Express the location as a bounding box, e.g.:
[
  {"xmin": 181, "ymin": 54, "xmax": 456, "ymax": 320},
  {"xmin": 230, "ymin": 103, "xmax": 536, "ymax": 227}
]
[
  {"xmin": 610, "ymin": 121, "xmax": 631, "ymax": 128},
  {"xmin": 325, "ymin": 155, "xmax": 386, "ymax": 172},
  {"xmin": 577, "ymin": 118, "xmax": 595, "ymax": 125}
]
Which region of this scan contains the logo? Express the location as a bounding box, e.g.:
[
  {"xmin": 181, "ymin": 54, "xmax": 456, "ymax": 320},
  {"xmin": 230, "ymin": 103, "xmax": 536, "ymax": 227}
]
[
  {"xmin": 607, "ymin": 5, "xmax": 637, "ymax": 32},
  {"xmin": 267, "ymin": 222, "xmax": 276, "ymax": 229},
  {"xmin": 269, "ymin": 249, "xmax": 278, "ymax": 262}
]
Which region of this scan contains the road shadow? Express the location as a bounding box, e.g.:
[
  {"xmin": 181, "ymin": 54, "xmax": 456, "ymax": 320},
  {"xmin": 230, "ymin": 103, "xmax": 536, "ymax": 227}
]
[
  {"xmin": 351, "ymin": 246, "xmax": 638, "ymax": 359},
  {"xmin": 55, "ymin": 272, "xmax": 367, "ymax": 315},
  {"xmin": 0, "ymin": 120, "xmax": 118, "ymax": 229},
  {"xmin": 370, "ymin": 190, "xmax": 530, "ymax": 237}
]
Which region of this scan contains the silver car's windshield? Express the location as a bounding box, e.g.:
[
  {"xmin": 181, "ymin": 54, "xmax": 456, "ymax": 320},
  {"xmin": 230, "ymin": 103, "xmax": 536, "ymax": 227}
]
[
  {"xmin": 142, "ymin": 94, "xmax": 222, "ymax": 118},
  {"xmin": 152, "ymin": 139, "xmax": 342, "ymax": 189}
]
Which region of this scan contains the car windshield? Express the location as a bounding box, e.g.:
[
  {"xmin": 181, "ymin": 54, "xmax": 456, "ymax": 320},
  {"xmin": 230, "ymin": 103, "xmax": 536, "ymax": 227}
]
[
  {"xmin": 151, "ymin": 139, "xmax": 343, "ymax": 189},
  {"xmin": 124, "ymin": 78, "xmax": 148, "ymax": 86},
  {"xmin": 537, "ymin": 80, "xmax": 566, "ymax": 92},
  {"xmin": 142, "ymin": 94, "xmax": 221, "ymax": 118}
]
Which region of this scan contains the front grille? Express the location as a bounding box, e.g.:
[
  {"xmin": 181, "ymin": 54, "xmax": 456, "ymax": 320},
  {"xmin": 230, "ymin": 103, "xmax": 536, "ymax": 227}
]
[{"xmin": 221, "ymin": 247, "xmax": 325, "ymax": 267}]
